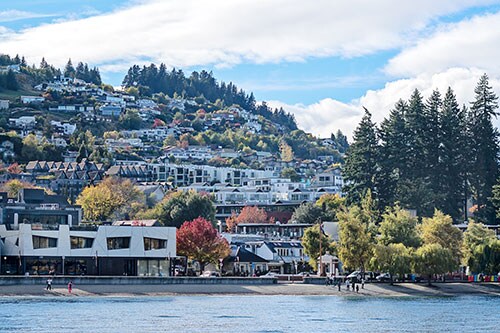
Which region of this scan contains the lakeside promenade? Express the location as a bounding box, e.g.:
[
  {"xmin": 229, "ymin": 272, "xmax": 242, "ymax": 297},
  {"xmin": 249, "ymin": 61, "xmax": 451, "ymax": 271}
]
[{"xmin": 1, "ymin": 282, "xmax": 499, "ymax": 297}]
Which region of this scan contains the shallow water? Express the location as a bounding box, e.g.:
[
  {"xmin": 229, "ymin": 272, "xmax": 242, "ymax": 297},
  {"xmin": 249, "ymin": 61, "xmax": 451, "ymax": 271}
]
[{"xmin": 0, "ymin": 295, "xmax": 499, "ymax": 332}]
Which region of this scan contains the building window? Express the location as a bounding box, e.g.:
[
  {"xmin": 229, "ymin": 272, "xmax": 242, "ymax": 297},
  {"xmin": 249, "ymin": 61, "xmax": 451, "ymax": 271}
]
[
  {"xmin": 107, "ymin": 237, "xmax": 131, "ymax": 250},
  {"xmin": 71, "ymin": 237, "xmax": 94, "ymax": 249},
  {"xmin": 32, "ymin": 236, "xmax": 57, "ymax": 249},
  {"xmin": 144, "ymin": 237, "xmax": 167, "ymax": 250}
]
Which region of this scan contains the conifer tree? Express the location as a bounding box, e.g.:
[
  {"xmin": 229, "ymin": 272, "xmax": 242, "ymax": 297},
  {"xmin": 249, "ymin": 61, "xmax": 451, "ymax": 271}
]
[
  {"xmin": 377, "ymin": 100, "xmax": 408, "ymax": 209},
  {"xmin": 423, "ymin": 90, "xmax": 442, "ymax": 187},
  {"xmin": 343, "ymin": 108, "xmax": 378, "ymax": 204},
  {"xmin": 64, "ymin": 58, "xmax": 75, "ymax": 78},
  {"xmin": 439, "ymin": 88, "xmax": 467, "ymax": 221},
  {"xmin": 467, "ymin": 74, "xmax": 499, "ymax": 223}
]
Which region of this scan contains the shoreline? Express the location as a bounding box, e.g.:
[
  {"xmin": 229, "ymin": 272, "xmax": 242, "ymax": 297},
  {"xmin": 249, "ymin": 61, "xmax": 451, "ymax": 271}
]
[{"xmin": 0, "ymin": 282, "xmax": 499, "ymax": 298}]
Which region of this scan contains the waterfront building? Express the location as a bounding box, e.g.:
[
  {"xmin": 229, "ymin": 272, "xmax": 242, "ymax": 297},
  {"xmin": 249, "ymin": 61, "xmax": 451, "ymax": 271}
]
[{"xmin": 0, "ymin": 189, "xmax": 176, "ymax": 276}]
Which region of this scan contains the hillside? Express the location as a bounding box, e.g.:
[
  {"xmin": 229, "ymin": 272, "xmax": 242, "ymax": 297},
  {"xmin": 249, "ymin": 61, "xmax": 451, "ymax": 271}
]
[{"xmin": 0, "ymin": 56, "xmax": 349, "ymax": 170}]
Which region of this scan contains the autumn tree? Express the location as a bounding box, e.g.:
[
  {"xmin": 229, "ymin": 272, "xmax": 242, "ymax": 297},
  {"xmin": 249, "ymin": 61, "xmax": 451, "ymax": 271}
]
[
  {"xmin": 176, "ymin": 217, "xmax": 231, "ymax": 270},
  {"xmin": 337, "ymin": 205, "xmax": 373, "ymax": 272},
  {"xmin": 315, "ymin": 193, "xmax": 345, "ymax": 222},
  {"xmin": 301, "ymin": 224, "xmax": 336, "ymax": 269},
  {"xmin": 462, "ymin": 221, "xmax": 500, "ymax": 274},
  {"xmin": 279, "ymin": 139, "xmax": 294, "ymax": 162},
  {"xmin": 226, "ymin": 206, "xmax": 269, "ymax": 232},
  {"xmin": 0, "ymin": 179, "xmax": 37, "ymax": 198},
  {"xmin": 419, "ymin": 210, "xmax": 463, "ymax": 265},
  {"xmin": 412, "ymin": 243, "xmax": 456, "ymax": 286},
  {"xmin": 370, "ymin": 243, "xmax": 413, "ymax": 284},
  {"xmin": 378, "ymin": 206, "xmax": 421, "ymax": 248},
  {"xmin": 76, "ymin": 177, "xmax": 145, "ymax": 221}
]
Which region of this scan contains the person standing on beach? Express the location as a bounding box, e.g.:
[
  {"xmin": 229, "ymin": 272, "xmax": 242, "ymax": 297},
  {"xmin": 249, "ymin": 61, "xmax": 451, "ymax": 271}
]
[
  {"xmin": 46, "ymin": 278, "xmax": 52, "ymax": 290},
  {"xmin": 68, "ymin": 280, "xmax": 73, "ymax": 294},
  {"xmin": 337, "ymin": 280, "xmax": 341, "ymax": 291},
  {"xmin": 346, "ymin": 279, "xmax": 350, "ymax": 291},
  {"xmin": 361, "ymin": 278, "xmax": 365, "ymax": 289}
]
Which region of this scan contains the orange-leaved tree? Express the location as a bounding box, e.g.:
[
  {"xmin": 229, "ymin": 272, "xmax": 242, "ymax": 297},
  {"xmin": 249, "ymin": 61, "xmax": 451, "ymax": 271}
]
[
  {"xmin": 177, "ymin": 217, "xmax": 230, "ymax": 270},
  {"xmin": 225, "ymin": 206, "xmax": 269, "ymax": 232}
]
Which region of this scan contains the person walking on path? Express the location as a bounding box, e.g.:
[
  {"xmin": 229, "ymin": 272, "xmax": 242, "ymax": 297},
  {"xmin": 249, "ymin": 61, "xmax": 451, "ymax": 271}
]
[
  {"xmin": 356, "ymin": 285, "xmax": 359, "ymax": 293},
  {"xmin": 68, "ymin": 280, "xmax": 73, "ymax": 294},
  {"xmin": 346, "ymin": 279, "xmax": 350, "ymax": 291},
  {"xmin": 46, "ymin": 278, "xmax": 52, "ymax": 291},
  {"xmin": 361, "ymin": 278, "xmax": 365, "ymax": 289},
  {"xmin": 337, "ymin": 280, "xmax": 341, "ymax": 291}
]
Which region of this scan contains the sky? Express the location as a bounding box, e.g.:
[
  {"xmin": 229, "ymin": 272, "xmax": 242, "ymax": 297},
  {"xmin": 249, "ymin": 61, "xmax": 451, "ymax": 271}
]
[{"xmin": 1, "ymin": 0, "xmax": 500, "ymax": 138}]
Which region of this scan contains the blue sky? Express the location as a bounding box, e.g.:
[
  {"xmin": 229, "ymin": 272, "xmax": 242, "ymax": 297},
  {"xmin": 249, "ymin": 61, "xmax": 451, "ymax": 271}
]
[{"xmin": 1, "ymin": 0, "xmax": 500, "ymax": 137}]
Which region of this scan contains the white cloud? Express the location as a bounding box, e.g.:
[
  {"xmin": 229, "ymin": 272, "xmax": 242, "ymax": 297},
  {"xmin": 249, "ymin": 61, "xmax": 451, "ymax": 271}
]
[
  {"xmin": 0, "ymin": 0, "xmax": 496, "ymax": 68},
  {"xmin": 267, "ymin": 99, "xmax": 362, "ymax": 139},
  {"xmin": 0, "ymin": 10, "xmax": 56, "ymax": 23},
  {"xmin": 271, "ymin": 68, "xmax": 500, "ymax": 139},
  {"xmin": 386, "ymin": 11, "xmax": 500, "ymax": 77}
]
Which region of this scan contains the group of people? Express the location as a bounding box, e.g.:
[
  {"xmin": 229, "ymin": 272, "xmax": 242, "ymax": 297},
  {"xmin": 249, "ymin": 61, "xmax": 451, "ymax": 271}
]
[{"xmin": 327, "ymin": 274, "xmax": 365, "ymax": 293}]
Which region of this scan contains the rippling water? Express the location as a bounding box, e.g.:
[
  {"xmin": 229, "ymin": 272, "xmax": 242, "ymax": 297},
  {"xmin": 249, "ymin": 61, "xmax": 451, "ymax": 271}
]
[{"xmin": 1, "ymin": 295, "xmax": 499, "ymax": 332}]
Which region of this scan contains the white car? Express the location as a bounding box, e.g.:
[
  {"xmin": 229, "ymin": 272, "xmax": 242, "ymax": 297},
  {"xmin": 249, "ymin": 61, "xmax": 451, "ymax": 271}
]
[{"xmin": 201, "ymin": 271, "xmax": 220, "ymax": 277}]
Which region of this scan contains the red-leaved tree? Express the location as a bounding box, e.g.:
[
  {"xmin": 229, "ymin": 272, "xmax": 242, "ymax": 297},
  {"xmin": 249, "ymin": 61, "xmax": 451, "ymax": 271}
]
[
  {"xmin": 176, "ymin": 217, "xmax": 230, "ymax": 270},
  {"xmin": 226, "ymin": 206, "xmax": 270, "ymax": 232}
]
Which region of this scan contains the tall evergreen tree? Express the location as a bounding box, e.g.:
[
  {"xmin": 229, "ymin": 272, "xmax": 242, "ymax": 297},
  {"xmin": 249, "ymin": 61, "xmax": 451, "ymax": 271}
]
[
  {"xmin": 405, "ymin": 89, "xmax": 427, "ymax": 178},
  {"xmin": 64, "ymin": 58, "xmax": 75, "ymax": 78},
  {"xmin": 377, "ymin": 100, "xmax": 408, "ymax": 209},
  {"xmin": 468, "ymin": 74, "xmax": 499, "ymax": 223},
  {"xmin": 439, "ymin": 88, "xmax": 467, "ymax": 221},
  {"xmin": 343, "ymin": 108, "xmax": 378, "ymax": 204}
]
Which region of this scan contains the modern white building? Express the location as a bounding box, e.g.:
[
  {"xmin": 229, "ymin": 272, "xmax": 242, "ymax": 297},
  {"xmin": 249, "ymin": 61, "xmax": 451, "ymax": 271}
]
[
  {"xmin": 0, "ymin": 223, "xmax": 176, "ymax": 276},
  {"xmin": 0, "ymin": 189, "xmax": 177, "ymax": 276}
]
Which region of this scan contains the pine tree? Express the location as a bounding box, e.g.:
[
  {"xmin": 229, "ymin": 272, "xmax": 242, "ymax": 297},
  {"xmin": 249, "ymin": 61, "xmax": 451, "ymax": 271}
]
[
  {"xmin": 64, "ymin": 58, "xmax": 75, "ymax": 78},
  {"xmin": 377, "ymin": 100, "xmax": 408, "ymax": 209},
  {"xmin": 40, "ymin": 57, "xmax": 48, "ymax": 69},
  {"xmin": 405, "ymin": 89, "xmax": 427, "ymax": 178},
  {"xmin": 343, "ymin": 108, "xmax": 378, "ymax": 204},
  {"xmin": 439, "ymin": 88, "xmax": 467, "ymax": 221},
  {"xmin": 468, "ymin": 74, "xmax": 499, "ymax": 223}
]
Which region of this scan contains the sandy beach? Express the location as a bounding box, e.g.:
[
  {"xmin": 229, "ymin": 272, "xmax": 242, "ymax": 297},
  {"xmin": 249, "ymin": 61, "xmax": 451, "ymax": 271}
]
[{"xmin": 1, "ymin": 282, "xmax": 499, "ymax": 297}]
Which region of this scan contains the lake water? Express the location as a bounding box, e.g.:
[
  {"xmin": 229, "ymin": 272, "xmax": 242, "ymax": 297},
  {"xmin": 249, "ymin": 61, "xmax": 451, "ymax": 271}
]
[{"xmin": 0, "ymin": 295, "xmax": 499, "ymax": 332}]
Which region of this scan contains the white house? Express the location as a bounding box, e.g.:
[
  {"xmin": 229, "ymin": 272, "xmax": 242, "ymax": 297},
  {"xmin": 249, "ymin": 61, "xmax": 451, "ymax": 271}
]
[
  {"xmin": 9, "ymin": 116, "xmax": 36, "ymax": 128},
  {"xmin": 21, "ymin": 96, "xmax": 45, "ymax": 104},
  {"xmin": 0, "ymin": 99, "xmax": 9, "ymax": 110}
]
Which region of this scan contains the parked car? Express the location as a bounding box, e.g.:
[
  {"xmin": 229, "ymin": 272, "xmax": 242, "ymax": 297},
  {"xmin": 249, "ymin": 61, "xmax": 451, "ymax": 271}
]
[
  {"xmin": 347, "ymin": 271, "xmax": 374, "ymax": 282},
  {"xmin": 376, "ymin": 273, "xmax": 392, "ymax": 282},
  {"xmin": 346, "ymin": 271, "xmax": 362, "ymax": 281},
  {"xmin": 201, "ymin": 271, "xmax": 220, "ymax": 277}
]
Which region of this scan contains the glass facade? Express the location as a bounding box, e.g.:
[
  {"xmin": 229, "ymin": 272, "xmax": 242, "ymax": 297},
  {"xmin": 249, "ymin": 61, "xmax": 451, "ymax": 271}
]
[
  {"xmin": 70, "ymin": 237, "xmax": 94, "ymax": 249},
  {"xmin": 143, "ymin": 238, "xmax": 167, "ymax": 250},
  {"xmin": 107, "ymin": 237, "xmax": 131, "ymax": 250},
  {"xmin": 137, "ymin": 259, "xmax": 169, "ymax": 276},
  {"xmin": 32, "ymin": 236, "xmax": 58, "ymax": 249}
]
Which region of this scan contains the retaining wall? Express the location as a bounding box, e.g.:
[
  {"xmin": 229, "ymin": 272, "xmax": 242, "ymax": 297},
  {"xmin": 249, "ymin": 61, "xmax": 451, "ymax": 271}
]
[{"xmin": 0, "ymin": 276, "xmax": 278, "ymax": 286}]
